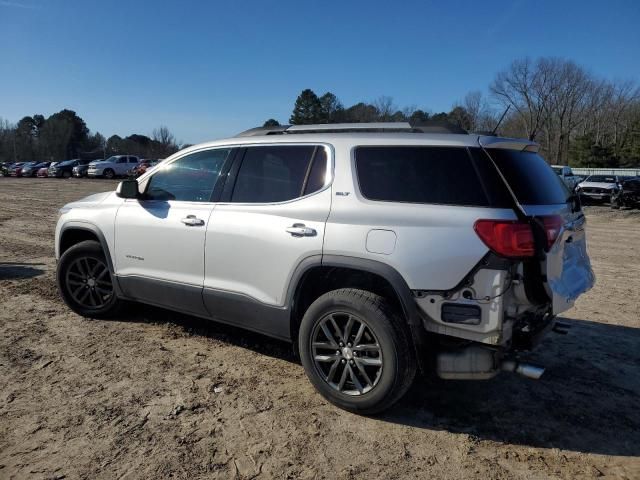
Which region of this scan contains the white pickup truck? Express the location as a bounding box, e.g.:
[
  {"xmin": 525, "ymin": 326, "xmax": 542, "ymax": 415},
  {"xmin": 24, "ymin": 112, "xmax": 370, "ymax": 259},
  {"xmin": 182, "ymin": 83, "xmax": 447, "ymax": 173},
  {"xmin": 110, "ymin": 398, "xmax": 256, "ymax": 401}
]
[{"xmin": 551, "ymin": 165, "xmax": 581, "ymax": 191}]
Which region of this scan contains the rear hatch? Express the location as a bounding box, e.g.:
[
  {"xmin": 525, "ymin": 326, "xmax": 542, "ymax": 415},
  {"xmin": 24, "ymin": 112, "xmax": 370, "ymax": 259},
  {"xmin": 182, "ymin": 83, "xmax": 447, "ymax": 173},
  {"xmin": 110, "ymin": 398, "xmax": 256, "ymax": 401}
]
[{"xmin": 480, "ymin": 138, "xmax": 595, "ymax": 314}]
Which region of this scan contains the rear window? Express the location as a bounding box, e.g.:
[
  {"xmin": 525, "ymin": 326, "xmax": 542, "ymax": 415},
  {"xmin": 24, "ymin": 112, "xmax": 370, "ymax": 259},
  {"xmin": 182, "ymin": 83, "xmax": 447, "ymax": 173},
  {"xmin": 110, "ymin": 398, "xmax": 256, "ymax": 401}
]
[
  {"xmin": 355, "ymin": 146, "xmax": 494, "ymax": 207},
  {"xmin": 484, "ymin": 149, "xmax": 569, "ymax": 205}
]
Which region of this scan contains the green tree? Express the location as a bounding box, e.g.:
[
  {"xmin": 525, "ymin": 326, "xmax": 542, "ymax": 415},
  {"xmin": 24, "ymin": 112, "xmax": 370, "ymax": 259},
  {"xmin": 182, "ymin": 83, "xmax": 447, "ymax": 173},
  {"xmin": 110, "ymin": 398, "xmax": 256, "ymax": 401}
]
[
  {"xmin": 263, "ymin": 118, "xmax": 280, "ymax": 127},
  {"xmin": 290, "ymin": 89, "xmax": 322, "ymax": 124},
  {"xmin": 408, "ymin": 109, "xmax": 430, "ymax": 124},
  {"xmin": 343, "ymin": 102, "xmax": 379, "ymax": 123},
  {"xmin": 319, "ymin": 92, "xmax": 344, "ymax": 123}
]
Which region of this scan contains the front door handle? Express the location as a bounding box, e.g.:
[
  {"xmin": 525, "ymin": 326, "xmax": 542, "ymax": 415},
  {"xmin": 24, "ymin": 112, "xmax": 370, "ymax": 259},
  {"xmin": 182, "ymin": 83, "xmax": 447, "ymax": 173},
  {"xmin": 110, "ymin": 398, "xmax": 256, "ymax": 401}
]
[
  {"xmin": 181, "ymin": 215, "xmax": 205, "ymax": 227},
  {"xmin": 286, "ymin": 223, "xmax": 316, "ymax": 237}
]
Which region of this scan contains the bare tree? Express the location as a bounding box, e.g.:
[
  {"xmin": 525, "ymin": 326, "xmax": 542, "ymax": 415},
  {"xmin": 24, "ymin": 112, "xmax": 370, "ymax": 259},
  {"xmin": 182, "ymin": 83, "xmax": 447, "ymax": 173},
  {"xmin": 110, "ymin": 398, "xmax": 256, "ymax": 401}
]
[
  {"xmin": 152, "ymin": 125, "xmax": 176, "ymax": 147},
  {"xmin": 490, "ymin": 57, "xmax": 554, "ymax": 140},
  {"xmin": 373, "ymin": 96, "xmax": 397, "ymax": 121}
]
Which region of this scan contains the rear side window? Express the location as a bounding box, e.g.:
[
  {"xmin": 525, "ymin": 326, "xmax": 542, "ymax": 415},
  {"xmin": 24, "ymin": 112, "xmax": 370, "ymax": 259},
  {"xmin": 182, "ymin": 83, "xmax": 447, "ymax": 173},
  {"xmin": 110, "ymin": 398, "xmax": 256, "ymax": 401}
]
[
  {"xmin": 485, "ymin": 149, "xmax": 569, "ymax": 205},
  {"xmin": 145, "ymin": 148, "xmax": 231, "ymax": 202},
  {"xmin": 355, "ymin": 146, "xmax": 492, "ymax": 206},
  {"xmin": 232, "ymin": 145, "xmax": 326, "ymax": 203}
]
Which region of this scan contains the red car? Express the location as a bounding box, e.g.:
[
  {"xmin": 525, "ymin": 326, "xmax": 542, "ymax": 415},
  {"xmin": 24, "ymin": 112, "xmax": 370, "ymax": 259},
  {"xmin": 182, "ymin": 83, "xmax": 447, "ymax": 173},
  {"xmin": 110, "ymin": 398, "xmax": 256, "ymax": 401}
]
[{"xmin": 128, "ymin": 159, "xmax": 160, "ymax": 178}]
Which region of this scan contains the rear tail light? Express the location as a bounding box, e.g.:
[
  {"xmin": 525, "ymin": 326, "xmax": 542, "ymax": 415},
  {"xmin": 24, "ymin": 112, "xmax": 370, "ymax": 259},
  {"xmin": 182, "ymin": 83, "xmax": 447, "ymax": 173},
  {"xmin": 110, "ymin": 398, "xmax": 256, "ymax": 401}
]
[{"xmin": 474, "ymin": 215, "xmax": 563, "ymax": 258}]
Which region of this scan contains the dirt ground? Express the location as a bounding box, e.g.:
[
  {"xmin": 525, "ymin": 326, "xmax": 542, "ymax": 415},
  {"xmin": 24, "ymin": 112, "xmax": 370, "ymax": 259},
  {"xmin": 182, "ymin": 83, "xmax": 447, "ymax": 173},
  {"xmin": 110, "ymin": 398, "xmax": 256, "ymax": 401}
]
[{"xmin": 0, "ymin": 178, "xmax": 639, "ymax": 480}]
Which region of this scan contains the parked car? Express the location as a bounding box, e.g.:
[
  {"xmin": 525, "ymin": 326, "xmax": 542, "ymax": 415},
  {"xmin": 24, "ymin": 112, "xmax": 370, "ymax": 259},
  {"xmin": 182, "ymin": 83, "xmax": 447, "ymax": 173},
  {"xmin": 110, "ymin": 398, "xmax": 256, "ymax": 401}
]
[
  {"xmin": 611, "ymin": 176, "xmax": 640, "ymax": 209},
  {"xmin": 55, "ymin": 122, "xmax": 595, "ymax": 414},
  {"xmin": 9, "ymin": 161, "xmax": 36, "ymax": 177},
  {"xmin": 21, "ymin": 161, "xmax": 51, "ymax": 177},
  {"xmin": 0, "ymin": 162, "xmax": 11, "ymax": 176},
  {"xmin": 87, "ymin": 155, "xmax": 139, "ymax": 179},
  {"xmin": 551, "ymin": 165, "xmax": 581, "ymax": 190},
  {"xmin": 576, "ymin": 175, "xmax": 620, "ymax": 202},
  {"xmin": 73, "ymin": 160, "xmax": 100, "ymax": 178},
  {"xmin": 48, "ymin": 159, "xmax": 81, "ymax": 178},
  {"xmin": 128, "ymin": 159, "xmax": 159, "ymax": 178}
]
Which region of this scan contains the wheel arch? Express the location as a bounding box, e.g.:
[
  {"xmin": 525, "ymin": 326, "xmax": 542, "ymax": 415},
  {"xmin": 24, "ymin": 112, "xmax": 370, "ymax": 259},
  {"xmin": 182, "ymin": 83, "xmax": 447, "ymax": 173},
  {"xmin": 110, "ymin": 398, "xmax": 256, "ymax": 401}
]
[
  {"xmin": 287, "ymin": 255, "xmax": 423, "ymax": 344},
  {"xmin": 59, "ymin": 223, "xmax": 115, "ymax": 274}
]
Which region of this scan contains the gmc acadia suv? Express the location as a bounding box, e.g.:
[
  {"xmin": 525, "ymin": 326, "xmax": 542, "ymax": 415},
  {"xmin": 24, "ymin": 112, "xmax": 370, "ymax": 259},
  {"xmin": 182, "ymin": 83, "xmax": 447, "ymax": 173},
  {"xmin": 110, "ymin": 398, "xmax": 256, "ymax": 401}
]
[{"xmin": 55, "ymin": 123, "xmax": 595, "ymax": 413}]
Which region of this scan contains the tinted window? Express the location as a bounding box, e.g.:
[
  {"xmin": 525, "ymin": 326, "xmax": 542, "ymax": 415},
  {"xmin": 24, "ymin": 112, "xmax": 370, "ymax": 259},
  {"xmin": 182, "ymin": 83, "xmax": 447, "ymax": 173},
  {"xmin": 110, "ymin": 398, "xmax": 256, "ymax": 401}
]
[
  {"xmin": 485, "ymin": 149, "xmax": 569, "ymax": 205},
  {"xmin": 355, "ymin": 146, "xmax": 491, "ymax": 206},
  {"xmin": 129, "ymin": 157, "xmax": 138, "ymax": 163},
  {"xmin": 303, "ymin": 147, "xmax": 328, "ymax": 195},
  {"xmin": 232, "ymin": 146, "xmax": 317, "ymax": 203},
  {"xmin": 145, "ymin": 149, "xmax": 231, "ymax": 202}
]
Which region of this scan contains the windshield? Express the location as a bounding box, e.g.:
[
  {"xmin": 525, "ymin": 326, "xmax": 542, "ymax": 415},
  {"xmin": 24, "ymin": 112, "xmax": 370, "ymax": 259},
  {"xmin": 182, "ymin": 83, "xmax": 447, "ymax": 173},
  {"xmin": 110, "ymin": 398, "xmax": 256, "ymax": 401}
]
[
  {"xmin": 485, "ymin": 149, "xmax": 570, "ymax": 205},
  {"xmin": 586, "ymin": 175, "xmax": 616, "ymax": 183}
]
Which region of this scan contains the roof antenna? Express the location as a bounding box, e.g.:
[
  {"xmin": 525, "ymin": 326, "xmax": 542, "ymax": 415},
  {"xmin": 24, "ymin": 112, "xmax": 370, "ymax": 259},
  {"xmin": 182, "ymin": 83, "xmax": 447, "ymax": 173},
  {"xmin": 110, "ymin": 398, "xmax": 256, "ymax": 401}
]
[{"xmin": 491, "ymin": 105, "xmax": 511, "ymax": 135}]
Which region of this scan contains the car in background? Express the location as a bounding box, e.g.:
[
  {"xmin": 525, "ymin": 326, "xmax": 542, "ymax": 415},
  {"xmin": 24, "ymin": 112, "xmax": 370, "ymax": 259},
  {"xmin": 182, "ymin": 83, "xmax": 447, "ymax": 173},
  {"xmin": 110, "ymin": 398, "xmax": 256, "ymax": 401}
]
[
  {"xmin": 9, "ymin": 162, "xmax": 37, "ymax": 177},
  {"xmin": 21, "ymin": 161, "xmax": 51, "ymax": 177},
  {"xmin": 88, "ymin": 155, "xmax": 139, "ymax": 179},
  {"xmin": 551, "ymin": 165, "xmax": 581, "ymax": 190},
  {"xmin": 128, "ymin": 159, "xmax": 159, "ymax": 178},
  {"xmin": 576, "ymin": 175, "xmax": 620, "ymax": 202},
  {"xmin": 48, "ymin": 159, "xmax": 83, "ymax": 178},
  {"xmin": 1, "ymin": 162, "xmax": 12, "ymax": 176},
  {"xmin": 73, "ymin": 159, "xmax": 100, "ymax": 178},
  {"xmin": 611, "ymin": 177, "xmax": 640, "ymax": 209}
]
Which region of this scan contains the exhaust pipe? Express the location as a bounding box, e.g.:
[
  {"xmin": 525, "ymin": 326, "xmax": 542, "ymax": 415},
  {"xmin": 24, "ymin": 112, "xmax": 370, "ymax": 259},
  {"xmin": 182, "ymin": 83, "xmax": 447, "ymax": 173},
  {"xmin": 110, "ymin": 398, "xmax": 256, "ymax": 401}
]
[{"xmin": 501, "ymin": 360, "xmax": 545, "ymax": 380}]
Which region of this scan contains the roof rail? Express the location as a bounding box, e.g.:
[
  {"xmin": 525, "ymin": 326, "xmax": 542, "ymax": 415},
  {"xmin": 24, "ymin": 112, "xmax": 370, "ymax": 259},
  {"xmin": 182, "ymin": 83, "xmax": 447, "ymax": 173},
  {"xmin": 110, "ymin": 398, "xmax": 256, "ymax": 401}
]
[
  {"xmin": 235, "ymin": 125, "xmax": 290, "ymax": 137},
  {"xmin": 235, "ymin": 121, "xmax": 468, "ymax": 137}
]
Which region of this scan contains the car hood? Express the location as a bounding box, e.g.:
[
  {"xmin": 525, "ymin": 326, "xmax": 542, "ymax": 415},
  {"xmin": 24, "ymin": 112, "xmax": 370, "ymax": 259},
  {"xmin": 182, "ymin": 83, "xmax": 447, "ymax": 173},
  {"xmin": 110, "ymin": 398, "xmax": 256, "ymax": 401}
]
[
  {"xmin": 578, "ymin": 181, "xmax": 617, "ymax": 189},
  {"xmin": 66, "ymin": 191, "xmax": 113, "ymax": 208}
]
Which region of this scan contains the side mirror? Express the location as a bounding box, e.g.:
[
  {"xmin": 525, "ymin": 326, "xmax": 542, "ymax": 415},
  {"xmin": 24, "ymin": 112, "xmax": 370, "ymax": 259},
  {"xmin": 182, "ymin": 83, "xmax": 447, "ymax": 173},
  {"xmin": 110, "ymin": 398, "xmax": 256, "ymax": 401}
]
[{"xmin": 116, "ymin": 179, "xmax": 139, "ymax": 199}]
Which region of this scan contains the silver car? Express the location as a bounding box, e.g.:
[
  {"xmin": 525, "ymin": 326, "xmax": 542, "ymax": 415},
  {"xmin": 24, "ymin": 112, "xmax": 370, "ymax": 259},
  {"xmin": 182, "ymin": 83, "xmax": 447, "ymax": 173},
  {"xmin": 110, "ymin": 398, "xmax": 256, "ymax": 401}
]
[{"xmin": 54, "ymin": 123, "xmax": 595, "ymax": 413}]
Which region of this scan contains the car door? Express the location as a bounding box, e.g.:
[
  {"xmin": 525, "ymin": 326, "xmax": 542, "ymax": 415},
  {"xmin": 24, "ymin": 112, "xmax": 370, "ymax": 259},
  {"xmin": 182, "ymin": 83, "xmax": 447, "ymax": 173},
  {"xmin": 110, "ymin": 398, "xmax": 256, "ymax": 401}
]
[
  {"xmin": 203, "ymin": 144, "xmax": 332, "ymax": 338},
  {"xmin": 114, "ymin": 147, "xmax": 235, "ymax": 316}
]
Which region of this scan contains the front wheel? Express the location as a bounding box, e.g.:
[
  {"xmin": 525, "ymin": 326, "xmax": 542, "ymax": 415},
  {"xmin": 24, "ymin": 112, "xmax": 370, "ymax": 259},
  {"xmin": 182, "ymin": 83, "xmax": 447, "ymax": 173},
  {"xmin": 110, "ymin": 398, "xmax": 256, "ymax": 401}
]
[
  {"xmin": 103, "ymin": 169, "xmax": 115, "ymax": 179},
  {"xmin": 57, "ymin": 240, "xmax": 124, "ymax": 318},
  {"xmin": 299, "ymin": 288, "xmax": 416, "ymax": 414}
]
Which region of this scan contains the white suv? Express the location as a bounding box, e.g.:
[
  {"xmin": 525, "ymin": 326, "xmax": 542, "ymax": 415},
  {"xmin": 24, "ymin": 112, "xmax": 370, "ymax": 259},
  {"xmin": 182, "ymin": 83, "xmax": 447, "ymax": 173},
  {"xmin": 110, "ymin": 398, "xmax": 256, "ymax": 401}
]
[
  {"xmin": 55, "ymin": 123, "xmax": 595, "ymax": 413},
  {"xmin": 87, "ymin": 155, "xmax": 139, "ymax": 179}
]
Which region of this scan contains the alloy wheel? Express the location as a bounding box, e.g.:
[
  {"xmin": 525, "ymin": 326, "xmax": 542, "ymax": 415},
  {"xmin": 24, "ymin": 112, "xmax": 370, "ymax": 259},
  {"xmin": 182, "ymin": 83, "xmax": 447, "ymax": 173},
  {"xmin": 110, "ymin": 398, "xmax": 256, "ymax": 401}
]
[
  {"xmin": 311, "ymin": 312, "xmax": 383, "ymax": 396},
  {"xmin": 65, "ymin": 256, "xmax": 113, "ymax": 309}
]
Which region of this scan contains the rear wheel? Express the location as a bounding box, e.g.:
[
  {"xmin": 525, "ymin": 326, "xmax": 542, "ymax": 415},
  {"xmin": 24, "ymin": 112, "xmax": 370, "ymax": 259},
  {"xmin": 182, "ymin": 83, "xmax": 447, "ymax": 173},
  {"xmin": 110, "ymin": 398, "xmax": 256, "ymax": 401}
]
[
  {"xmin": 57, "ymin": 240, "xmax": 124, "ymax": 318},
  {"xmin": 103, "ymin": 169, "xmax": 115, "ymax": 179},
  {"xmin": 299, "ymin": 288, "xmax": 416, "ymax": 414}
]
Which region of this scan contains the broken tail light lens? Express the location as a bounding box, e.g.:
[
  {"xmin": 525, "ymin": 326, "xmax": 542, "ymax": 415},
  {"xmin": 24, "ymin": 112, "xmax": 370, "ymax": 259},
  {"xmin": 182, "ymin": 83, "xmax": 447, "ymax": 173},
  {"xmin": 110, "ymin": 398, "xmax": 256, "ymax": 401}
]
[{"xmin": 474, "ymin": 215, "xmax": 563, "ymax": 258}]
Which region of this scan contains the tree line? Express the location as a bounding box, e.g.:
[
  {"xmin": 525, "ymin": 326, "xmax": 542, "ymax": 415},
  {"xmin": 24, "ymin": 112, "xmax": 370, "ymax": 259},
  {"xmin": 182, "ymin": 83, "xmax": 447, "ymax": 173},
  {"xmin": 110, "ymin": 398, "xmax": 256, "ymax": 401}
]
[
  {"xmin": 0, "ymin": 109, "xmax": 183, "ymax": 163},
  {"xmin": 2, "ymin": 56, "xmax": 638, "ymax": 168},
  {"xmin": 267, "ymin": 57, "xmax": 640, "ymax": 168}
]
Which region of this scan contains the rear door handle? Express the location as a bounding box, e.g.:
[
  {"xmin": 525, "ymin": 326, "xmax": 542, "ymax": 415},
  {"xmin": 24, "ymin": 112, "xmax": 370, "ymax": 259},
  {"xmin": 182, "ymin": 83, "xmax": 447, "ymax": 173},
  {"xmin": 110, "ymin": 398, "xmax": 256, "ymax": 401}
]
[
  {"xmin": 181, "ymin": 215, "xmax": 205, "ymax": 226},
  {"xmin": 286, "ymin": 223, "xmax": 316, "ymax": 237}
]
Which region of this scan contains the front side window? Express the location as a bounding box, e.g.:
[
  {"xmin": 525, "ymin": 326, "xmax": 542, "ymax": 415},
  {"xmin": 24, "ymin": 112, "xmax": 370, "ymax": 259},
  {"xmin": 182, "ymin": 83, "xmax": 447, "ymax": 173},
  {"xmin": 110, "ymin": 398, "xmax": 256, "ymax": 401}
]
[
  {"xmin": 145, "ymin": 148, "xmax": 231, "ymax": 202},
  {"xmin": 231, "ymin": 145, "xmax": 327, "ymax": 203}
]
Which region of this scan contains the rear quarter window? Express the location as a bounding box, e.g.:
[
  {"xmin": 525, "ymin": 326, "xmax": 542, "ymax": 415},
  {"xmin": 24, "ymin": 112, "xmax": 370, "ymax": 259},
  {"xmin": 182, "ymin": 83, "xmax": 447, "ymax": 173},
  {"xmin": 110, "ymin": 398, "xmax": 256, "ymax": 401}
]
[{"xmin": 355, "ymin": 146, "xmax": 493, "ymax": 207}]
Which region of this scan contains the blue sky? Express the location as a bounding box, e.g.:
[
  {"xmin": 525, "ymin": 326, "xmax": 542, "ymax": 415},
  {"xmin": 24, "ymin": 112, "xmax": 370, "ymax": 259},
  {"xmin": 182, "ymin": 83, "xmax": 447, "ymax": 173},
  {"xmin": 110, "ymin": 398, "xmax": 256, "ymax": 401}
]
[{"xmin": 1, "ymin": 0, "xmax": 639, "ymax": 144}]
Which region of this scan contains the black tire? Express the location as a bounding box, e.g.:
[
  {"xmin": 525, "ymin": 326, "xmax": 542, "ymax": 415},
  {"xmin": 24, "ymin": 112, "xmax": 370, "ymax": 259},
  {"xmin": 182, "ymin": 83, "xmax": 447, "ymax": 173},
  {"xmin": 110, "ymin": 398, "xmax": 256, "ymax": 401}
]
[
  {"xmin": 57, "ymin": 240, "xmax": 124, "ymax": 318},
  {"xmin": 103, "ymin": 169, "xmax": 115, "ymax": 179},
  {"xmin": 299, "ymin": 288, "xmax": 416, "ymax": 414},
  {"xmin": 62, "ymin": 170, "xmax": 71, "ymax": 178}
]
